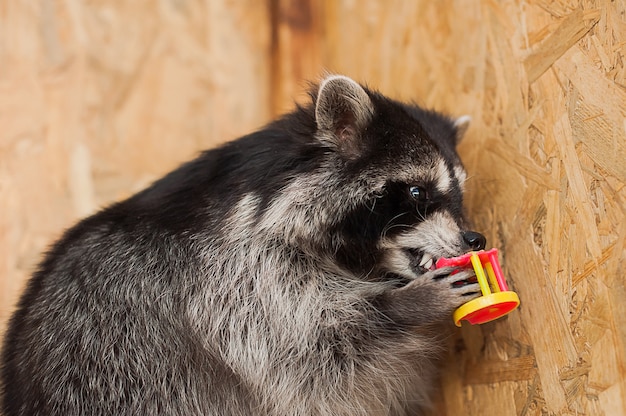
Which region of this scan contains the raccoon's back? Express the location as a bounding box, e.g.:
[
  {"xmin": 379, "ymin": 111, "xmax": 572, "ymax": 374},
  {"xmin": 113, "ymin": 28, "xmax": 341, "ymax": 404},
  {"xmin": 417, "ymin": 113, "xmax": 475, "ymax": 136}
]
[{"xmin": 0, "ymin": 150, "xmax": 266, "ymax": 415}]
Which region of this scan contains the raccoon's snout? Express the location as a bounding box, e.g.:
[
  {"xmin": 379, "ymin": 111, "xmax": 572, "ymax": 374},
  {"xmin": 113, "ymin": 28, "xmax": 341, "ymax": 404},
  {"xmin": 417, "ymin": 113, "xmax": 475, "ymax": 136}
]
[
  {"xmin": 462, "ymin": 231, "xmax": 486, "ymax": 251},
  {"xmin": 409, "ymin": 231, "xmax": 485, "ymax": 274}
]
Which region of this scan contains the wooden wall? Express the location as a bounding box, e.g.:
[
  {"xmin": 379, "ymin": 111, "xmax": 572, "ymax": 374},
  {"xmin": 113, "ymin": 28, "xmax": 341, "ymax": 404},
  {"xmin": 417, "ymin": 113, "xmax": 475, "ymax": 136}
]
[{"xmin": 1, "ymin": 1, "xmax": 625, "ymax": 414}]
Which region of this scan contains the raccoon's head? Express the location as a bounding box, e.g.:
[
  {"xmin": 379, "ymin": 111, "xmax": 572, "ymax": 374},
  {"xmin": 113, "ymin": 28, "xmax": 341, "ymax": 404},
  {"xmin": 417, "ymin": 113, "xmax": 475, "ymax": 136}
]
[{"xmin": 257, "ymin": 75, "xmax": 485, "ymax": 280}]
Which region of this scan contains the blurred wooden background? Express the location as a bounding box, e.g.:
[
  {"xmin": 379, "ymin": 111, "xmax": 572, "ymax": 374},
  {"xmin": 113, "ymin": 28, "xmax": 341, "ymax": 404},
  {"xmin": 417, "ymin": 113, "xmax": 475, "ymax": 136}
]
[{"xmin": 1, "ymin": 1, "xmax": 625, "ymax": 414}]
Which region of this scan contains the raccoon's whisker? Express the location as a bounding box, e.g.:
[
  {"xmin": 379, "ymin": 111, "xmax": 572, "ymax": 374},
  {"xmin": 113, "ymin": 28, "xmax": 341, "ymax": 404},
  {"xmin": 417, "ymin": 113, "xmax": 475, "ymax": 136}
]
[
  {"xmin": 381, "ymin": 212, "xmax": 410, "ymax": 238},
  {"xmin": 464, "ymin": 173, "xmax": 476, "ymax": 182},
  {"xmin": 367, "ymin": 198, "xmax": 378, "ymax": 215},
  {"xmin": 414, "ymin": 206, "xmax": 427, "ymax": 222},
  {"xmin": 382, "ymin": 223, "xmax": 411, "ymax": 238}
]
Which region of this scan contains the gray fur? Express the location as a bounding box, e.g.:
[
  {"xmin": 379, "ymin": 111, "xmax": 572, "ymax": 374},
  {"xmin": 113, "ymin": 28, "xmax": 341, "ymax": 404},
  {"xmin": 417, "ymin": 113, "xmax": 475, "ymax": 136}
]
[{"xmin": 1, "ymin": 75, "xmax": 483, "ymax": 416}]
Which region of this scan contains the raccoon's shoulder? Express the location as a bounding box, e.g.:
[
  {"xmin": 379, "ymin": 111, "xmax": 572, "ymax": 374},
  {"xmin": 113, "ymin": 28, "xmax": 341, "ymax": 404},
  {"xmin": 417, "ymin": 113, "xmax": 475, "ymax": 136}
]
[{"xmin": 102, "ymin": 109, "xmax": 326, "ymax": 233}]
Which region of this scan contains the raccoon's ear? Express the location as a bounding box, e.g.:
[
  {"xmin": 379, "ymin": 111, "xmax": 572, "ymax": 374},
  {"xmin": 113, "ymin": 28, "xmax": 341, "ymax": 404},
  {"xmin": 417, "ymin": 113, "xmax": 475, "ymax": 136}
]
[
  {"xmin": 315, "ymin": 75, "xmax": 374, "ymax": 158},
  {"xmin": 453, "ymin": 115, "xmax": 471, "ymax": 144}
]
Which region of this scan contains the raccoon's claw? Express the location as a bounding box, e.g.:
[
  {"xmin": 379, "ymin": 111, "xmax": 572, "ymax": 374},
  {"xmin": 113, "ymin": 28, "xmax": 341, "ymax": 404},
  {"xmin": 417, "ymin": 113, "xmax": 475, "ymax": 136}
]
[
  {"xmin": 418, "ymin": 266, "xmax": 455, "ymax": 281},
  {"xmin": 422, "ymin": 267, "xmax": 481, "ymax": 299},
  {"xmin": 445, "ymin": 269, "xmax": 481, "ymax": 298}
]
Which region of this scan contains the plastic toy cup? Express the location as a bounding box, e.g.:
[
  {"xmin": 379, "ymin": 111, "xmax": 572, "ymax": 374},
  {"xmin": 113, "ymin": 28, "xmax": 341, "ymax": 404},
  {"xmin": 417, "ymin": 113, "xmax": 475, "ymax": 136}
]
[{"xmin": 435, "ymin": 248, "xmax": 520, "ymax": 327}]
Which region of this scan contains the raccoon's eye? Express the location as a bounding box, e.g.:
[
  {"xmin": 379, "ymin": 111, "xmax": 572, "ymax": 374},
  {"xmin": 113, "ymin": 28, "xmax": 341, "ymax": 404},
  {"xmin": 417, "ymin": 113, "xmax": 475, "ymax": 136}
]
[{"xmin": 409, "ymin": 186, "xmax": 429, "ymax": 203}]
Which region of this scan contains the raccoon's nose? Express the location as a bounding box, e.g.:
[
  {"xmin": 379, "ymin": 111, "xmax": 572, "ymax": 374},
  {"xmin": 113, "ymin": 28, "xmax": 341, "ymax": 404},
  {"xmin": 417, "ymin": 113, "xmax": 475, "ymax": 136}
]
[{"xmin": 462, "ymin": 231, "xmax": 486, "ymax": 251}]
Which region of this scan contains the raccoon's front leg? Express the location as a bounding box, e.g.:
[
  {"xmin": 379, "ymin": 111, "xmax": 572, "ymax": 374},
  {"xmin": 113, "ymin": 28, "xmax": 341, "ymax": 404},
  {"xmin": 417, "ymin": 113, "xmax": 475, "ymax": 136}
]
[{"xmin": 375, "ymin": 267, "xmax": 480, "ymax": 327}]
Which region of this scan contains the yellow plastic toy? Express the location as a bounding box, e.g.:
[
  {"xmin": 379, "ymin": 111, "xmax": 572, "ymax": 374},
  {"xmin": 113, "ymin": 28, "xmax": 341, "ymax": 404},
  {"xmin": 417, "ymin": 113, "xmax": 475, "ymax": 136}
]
[{"xmin": 436, "ymin": 248, "xmax": 520, "ymax": 327}]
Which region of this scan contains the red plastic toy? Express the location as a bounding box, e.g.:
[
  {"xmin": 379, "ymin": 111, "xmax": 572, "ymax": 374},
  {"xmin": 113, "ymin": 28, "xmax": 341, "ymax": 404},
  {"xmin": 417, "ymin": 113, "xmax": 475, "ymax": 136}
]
[{"xmin": 436, "ymin": 248, "xmax": 520, "ymax": 327}]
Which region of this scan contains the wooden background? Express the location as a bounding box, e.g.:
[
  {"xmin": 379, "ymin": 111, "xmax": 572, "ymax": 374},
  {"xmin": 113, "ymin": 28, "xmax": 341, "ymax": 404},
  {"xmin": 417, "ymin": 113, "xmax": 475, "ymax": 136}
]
[{"xmin": 1, "ymin": 1, "xmax": 625, "ymax": 414}]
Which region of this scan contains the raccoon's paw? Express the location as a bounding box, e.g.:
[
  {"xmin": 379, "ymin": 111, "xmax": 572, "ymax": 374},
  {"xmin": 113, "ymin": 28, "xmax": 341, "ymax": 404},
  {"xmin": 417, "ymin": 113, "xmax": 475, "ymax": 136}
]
[
  {"xmin": 423, "ymin": 266, "xmax": 481, "ymax": 299},
  {"xmin": 376, "ymin": 267, "xmax": 481, "ymax": 327},
  {"xmin": 417, "ymin": 267, "xmax": 482, "ymax": 313}
]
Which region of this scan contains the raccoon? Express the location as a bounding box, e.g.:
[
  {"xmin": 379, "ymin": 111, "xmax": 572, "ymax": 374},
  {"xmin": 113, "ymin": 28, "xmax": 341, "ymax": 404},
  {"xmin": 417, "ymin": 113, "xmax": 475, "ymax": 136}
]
[{"xmin": 1, "ymin": 75, "xmax": 486, "ymax": 416}]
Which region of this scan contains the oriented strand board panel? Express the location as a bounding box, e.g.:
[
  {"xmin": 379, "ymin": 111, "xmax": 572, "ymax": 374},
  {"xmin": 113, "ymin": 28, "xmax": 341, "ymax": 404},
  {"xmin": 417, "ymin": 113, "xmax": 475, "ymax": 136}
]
[{"xmin": 2, "ymin": 1, "xmax": 625, "ymax": 415}]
